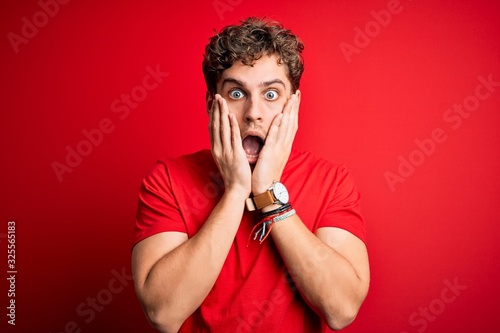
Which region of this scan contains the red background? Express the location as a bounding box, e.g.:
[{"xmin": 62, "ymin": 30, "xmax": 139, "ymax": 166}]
[{"xmin": 1, "ymin": 0, "xmax": 500, "ymax": 332}]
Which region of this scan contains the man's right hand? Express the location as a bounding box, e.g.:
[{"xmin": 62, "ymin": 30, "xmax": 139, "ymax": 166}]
[
  {"xmin": 209, "ymin": 94, "xmax": 251, "ymax": 196},
  {"xmin": 134, "ymin": 101, "xmax": 252, "ymax": 331}
]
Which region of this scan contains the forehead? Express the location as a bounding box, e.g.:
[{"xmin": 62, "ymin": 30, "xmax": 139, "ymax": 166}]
[{"xmin": 218, "ymin": 54, "xmax": 290, "ymax": 90}]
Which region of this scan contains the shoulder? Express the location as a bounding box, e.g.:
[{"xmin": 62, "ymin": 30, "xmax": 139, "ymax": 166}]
[
  {"xmin": 287, "ymin": 148, "xmax": 350, "ymax": 177},
  {"xmin": 286, "ymin": 148, "xmax": 359, "ymax": 201},
  {"xmin": 284, "ymin": 148, "xmax": 365, "ymax": 240},
  {"xmin": 159, "ymin": 149, "xmax": 213, "ymax": 170},
  {"xmin": 146, "ymin": 149, "xmax": 214, "ymax": 176},
  {"xmin": 141, "ymin": 150, "xmax": 215, "ymax": 190}
]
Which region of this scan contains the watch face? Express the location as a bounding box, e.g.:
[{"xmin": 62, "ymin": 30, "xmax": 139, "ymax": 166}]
[{"xmin": 273, "ymin": 182, "xmax": 289, "ymax": 204}]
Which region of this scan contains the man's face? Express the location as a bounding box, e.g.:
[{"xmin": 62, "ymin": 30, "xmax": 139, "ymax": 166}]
[{"xmin": 213, "ymin": 54, "xmax": 295, "ymax": 164}]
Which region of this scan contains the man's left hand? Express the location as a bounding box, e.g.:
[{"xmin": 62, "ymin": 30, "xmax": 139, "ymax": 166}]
[{"xmin": 251, "ymin": 91, "xmax": 300, "ymax": 195}]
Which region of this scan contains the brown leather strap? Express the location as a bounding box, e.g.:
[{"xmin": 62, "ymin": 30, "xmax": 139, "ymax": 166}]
[
  {"xmin": 245, "ymin": 197, "xmax": 257, "ymax": 211},
  {"xmin": 252, "ymin": 191, "xmax": 275, "ymax": 210}
]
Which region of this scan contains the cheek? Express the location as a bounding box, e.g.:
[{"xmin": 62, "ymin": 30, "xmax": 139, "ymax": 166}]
[
  {"xmin": 225, "ymin": 101, "xmax": 245, "ymax": 125},
  {"xmin": 226, "ymin": 101, "xmax": 244, "ymax": 117},
  {"xmin": 265, "ymin": 100, "xmax": 286, "ymax": 116}
]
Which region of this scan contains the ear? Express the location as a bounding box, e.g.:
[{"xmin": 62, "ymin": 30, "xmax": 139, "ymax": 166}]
[{"xmin": 206, "ymin": 91, "xmax": 214, "ymax": 115}]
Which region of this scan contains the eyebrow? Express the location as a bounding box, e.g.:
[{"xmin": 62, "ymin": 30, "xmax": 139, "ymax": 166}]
[{"xmin": 221, "ymin": 78, "xmax": 286, "ymax": 89}]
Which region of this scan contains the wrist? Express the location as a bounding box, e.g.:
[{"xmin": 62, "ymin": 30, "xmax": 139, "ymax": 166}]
[
  {"xmin": 252, "ymin": 184, "xmax": 270, "ymax": 196},
  {"xmin": 247, "ymin": 206, "xmax": 296, "ymax": 245},
  {"xmin": 252, "ymin": 176, "xmax": 283, "ymax": 195},
  {"xmin": 225, "ymin": 186, "xmax": 251, "ymax": 202},
  {"xmin": 246, "ymin": 180, "xmax": 289, "ymax": 212}
]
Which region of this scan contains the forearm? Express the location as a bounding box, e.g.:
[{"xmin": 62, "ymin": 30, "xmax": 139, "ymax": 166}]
[
  {"xmin": 140, "ymin": 190, "xmax": 247, "ymax": 332},
  {"xmin": 270, "ymin": 216, "xmax": 367, "ymax": 330}
]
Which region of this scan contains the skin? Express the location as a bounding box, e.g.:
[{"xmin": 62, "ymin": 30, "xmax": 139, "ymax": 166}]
[{"xmin": 132, "ymin": 54, "xmax": 370, "ymax": 332}]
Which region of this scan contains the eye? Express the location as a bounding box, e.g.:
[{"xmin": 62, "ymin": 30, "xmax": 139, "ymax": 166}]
[
  {"xmin": 264, "ymin": 90, "xmax": 279, "ymax": 101},
  {"xmin": 228, "ymin": 89, "xmax": 245, "ymax": 100}
]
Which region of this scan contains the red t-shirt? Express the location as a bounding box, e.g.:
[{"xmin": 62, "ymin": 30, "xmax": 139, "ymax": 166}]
[{"xmin": 133, "ymin": 148, "xmax": 366, "ymax": 332}]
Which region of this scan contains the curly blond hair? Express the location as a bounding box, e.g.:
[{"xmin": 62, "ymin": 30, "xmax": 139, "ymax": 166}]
[{"xmin": 202, "ymin": 17, "xmax": 304, "ymax": 96}]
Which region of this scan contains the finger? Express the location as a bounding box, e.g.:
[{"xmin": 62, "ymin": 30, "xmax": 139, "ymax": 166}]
[
  {"xmin": 265, "ymin": 113, "xmax": 283, "ymax": 146},
  {"xmin": 211, "ymin": 94, "xmax": 221, "ymax": 150},
  {"xmin": 219, "ymin": 96, "xmax": 231, "ymax": 151},
  {"xmin": 229, "ymin": 113, "xmax": 243, "ymax": 151},
  {"xmin": 281, "ymin": 92, "xmax": 296, "ymax": 116},
  {"xmin": 276, "ymin": 94, "xmax": 296, "ymax": 142},
  {"xmin": 208, "ymin": 95, "xmax": 214, "ymax": 148},
  {"xmin": 285, "ymin": 92, "xmax": 300, "ymax": 142}
]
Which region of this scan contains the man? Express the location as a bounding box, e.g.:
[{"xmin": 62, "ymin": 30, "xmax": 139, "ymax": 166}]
[{"xmin": 132, "ymin": 17, "xmax": 369, "ymax": 332}]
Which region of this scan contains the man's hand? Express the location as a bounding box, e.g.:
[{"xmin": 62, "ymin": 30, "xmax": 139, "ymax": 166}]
[
  {"xmin": 209, "ymin": 94, "xmax": 252, "ymax": 195},
  {"xmin": 252, "ymin": 91, "xmax": 300, "ymax": 195}
]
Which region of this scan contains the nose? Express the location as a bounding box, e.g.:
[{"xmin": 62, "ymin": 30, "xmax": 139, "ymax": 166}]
[{"xmin": 244, "ymin": 97, "xmax": 263, "ymax": 124}]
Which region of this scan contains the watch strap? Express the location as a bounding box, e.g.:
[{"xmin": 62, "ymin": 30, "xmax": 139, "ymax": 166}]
[
  {"xmin": 245, "ymin": 189, "xmax": 277, "ymax": 211},
  {"xmin": 252, "ymin": 190, "xmax": 275, "ymax": 210},
  {"xmin": 245, "ymin": 197, "xmax": 257, "ymax": 211}
]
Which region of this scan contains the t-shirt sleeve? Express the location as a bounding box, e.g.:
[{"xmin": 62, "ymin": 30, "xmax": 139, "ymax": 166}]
[
  {"xmin": 317, "ymin": 165, "xmax": 366, "ymax": 243},
  {"xmin": 132, "ymin": 160, "xmax": 187, "ymax": 247}
]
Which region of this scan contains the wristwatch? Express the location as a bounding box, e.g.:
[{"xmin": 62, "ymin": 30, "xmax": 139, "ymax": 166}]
[{"xmin": 245, "ymin": 181, "xmax": 289, "ymax": 211}]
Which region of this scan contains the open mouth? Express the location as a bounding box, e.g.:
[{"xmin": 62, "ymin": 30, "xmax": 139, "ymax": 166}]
[{"xmin": 242, "ymin": 135, "xmax": 264, "ymax": 162}]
